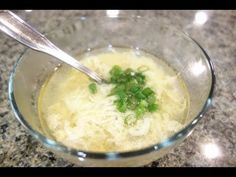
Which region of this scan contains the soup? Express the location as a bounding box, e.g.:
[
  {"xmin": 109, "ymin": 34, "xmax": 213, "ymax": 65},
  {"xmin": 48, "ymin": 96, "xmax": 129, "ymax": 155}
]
[{"xmin": 38, "ymin": 48, "xmax": 189, "ymax": 152}]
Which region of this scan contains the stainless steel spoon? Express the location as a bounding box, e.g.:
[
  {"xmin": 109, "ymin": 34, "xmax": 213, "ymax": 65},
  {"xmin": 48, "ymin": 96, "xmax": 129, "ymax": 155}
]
[{"xmin": 0, "ymin": 10, "xmax": 104, "ymax": 84}]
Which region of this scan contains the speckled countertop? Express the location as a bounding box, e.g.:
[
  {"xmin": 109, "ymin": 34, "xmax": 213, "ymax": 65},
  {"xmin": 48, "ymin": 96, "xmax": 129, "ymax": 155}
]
[{"xmin": 0, "ymin": 10, "xmax": 236, "ymax": 167}]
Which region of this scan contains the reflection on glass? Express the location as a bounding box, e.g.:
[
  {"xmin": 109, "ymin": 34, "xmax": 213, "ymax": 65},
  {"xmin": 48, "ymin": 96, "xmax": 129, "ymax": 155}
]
[
  {"xmin": 77, "ymin": 151, "xmax": 86, "ymax": 157},
  {"xmin": 80, "ymin": 16, "xmax": 86, "ymax": 20},
  {"xmin": 78, "ymin": 157, "xmax": 85, "ymax": 161},
  {"xmin": 191, "ymin": 60, "xmax": 206, "ymax": 76},
  {"xmin": 107, "ymin": 44, "xmax": 115, "ymax": 52},
  {"xmin": 201, "ymin": 143, "xmax": 221, "ymax": 159},
  {"xmin": 25, "ymin": 10, "xmax": 32, "ymax": 12},
  {"xmin": 154, "ymin": 145, "xmax": 159, "ymax": 150},
  {"xmin": 106, "ymin": 10, "xmax": 120, "ymax": 18},
  {"xmin": 191, "ymin": 119, "xmax": 198, "ymax": 125},
  {"xmin": 194, "ymin": 11, "xmax": 208, "ymax": 25}
]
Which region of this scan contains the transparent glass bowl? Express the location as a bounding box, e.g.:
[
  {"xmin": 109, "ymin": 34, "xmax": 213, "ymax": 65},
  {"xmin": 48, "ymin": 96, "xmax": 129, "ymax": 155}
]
[{"xmin": 8, "ymin": 15, "xmax": 215, "ymax": 167}]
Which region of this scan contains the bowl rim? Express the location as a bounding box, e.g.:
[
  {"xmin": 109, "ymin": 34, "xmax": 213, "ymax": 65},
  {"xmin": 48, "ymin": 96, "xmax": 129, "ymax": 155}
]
[{"xmin": 8, "ymin": 15, "xmax": 216, "ymax": 160}]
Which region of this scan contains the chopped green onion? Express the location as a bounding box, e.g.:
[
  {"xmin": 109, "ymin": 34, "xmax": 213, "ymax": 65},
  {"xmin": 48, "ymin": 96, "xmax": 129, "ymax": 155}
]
[
  {"xmin": 148, "ymin": 103, "xmax": 158, "ymax": 112},
  {"xmin": 135, "ymin": 91, "xmax": 146, "ymax": 100},
  {"xmin": 110, "ymin": 65, "xmax": 123, "ymax": 76},
  {"xmin": 139, "ymin": 100, "xmax": 148, "ymax": 108},
  {"xmin": 116, "ymin": 90, "xmax": 127, "ymax": 100},
  {"xmin": 88, "ymin": 83, "xmax": 97, "ymax": 94},
  {"xmin": 108, "ymin": 65, "xmax": 159, "ymax": 125},
  {"xmin": 124, "ymin": 114, "xmax": 137, "ymax": 126},
  {"xmin": 129, "ymin": 84, "xmax": 141, "ymax": 94},
  {"xmin": 135, "ymin": 105, "xmax": 146, "ymax": 118},
  {"xmin": 147, "ymin": 94, "xmax": 156, "ymax": 104},
  {"xmin": 116, "ymin": 100, "xmax": 127, "ymax": 113},
  {"xmin": 142, "ymin": 87, "xmax": 154, "ymax": 97}
]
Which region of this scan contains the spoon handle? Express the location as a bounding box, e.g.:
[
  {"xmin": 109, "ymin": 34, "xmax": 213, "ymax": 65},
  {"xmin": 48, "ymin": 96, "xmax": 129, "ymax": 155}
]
[{"xmin": 0, "ymin": 10, "xmax": 103, "ymax": 84}]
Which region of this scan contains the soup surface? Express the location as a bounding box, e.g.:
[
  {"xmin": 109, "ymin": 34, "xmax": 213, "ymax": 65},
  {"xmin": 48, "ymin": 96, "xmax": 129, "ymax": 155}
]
[{"xmin": 38, "ymin": 48, "xmax": 189, "ymax": 152}]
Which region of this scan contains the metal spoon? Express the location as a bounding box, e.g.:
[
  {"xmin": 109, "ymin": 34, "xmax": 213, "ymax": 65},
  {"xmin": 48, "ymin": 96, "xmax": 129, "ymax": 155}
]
[{"xmin": 0, "ymin": 10, "xmax": 104, "ymax": 84}]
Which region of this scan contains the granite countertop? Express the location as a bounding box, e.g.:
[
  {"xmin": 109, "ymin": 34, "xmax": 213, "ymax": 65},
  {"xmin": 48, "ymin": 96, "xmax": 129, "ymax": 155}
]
[{"xmin": 0, "ymin": 10, "xmax": 235, "ymax": 167}]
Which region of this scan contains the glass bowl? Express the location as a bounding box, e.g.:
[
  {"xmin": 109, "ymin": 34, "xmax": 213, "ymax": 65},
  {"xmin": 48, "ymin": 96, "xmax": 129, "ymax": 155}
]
[{"xmin": 8, "ymin": 15, "xmax": 215, "ymax": 167}]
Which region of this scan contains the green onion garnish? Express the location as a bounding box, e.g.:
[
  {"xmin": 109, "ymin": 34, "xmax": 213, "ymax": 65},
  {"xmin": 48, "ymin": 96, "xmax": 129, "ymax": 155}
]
[
  {"xmin": 88, "ymin": 82, "xmax": 97, "ymax": 94},
  {"xmin": 108, "ymin": 65, "xmax": 159, "ymax": 125}
]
